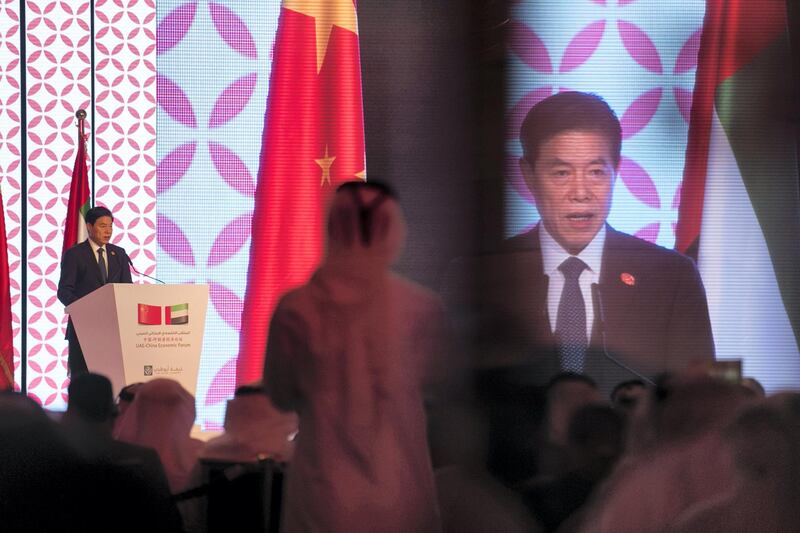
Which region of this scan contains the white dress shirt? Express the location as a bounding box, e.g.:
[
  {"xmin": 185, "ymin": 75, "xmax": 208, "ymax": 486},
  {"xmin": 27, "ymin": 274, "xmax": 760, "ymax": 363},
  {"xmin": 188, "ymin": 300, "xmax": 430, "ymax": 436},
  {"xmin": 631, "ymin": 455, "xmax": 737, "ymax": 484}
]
[
  {"xmin": 540, "ymin": 223, "xmax": 606, "ymax": 339},
  {"xmin": 88, "ymin": 238, "xmax": 108, "ymax": 275}
]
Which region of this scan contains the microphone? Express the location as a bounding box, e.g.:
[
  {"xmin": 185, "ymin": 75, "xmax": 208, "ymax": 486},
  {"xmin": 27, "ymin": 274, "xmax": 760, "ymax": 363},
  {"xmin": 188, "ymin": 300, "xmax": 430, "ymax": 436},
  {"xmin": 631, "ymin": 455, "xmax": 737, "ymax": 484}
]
[
  {"xmin": 591, "ymin": 283, "xmax": 655, "ymax": 386},
  {"xmin": 127, "ymin": 257, "xmax": 166, "ymax": 284}
]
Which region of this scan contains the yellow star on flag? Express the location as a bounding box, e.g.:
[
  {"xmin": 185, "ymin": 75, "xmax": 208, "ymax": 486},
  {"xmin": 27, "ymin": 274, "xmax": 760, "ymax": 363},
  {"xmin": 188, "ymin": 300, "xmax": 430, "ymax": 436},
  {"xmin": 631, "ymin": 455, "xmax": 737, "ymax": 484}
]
[
  {"xmin": 283, "ymin": 0, "xmax": 358, "ymax": 73},
  {"xmin": 316, "ymin": 146, "xmax": 336, "ymax": 186}
]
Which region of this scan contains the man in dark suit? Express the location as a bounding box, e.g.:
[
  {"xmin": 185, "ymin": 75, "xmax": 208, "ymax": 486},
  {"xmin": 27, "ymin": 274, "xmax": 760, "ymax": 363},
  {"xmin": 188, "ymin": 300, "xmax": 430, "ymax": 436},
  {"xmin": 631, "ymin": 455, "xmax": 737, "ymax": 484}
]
[
  {"xmin": 450, "ymin": 92, "xmax": 714, "ymax": 395},
  {"xmin": 58, "ymin": 206, "xmax": 132, "ymax": 376}
]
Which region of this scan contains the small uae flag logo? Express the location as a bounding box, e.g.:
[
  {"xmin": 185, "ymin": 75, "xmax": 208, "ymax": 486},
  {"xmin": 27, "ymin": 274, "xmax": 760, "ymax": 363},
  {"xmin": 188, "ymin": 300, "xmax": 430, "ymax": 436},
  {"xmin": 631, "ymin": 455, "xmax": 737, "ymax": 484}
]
[{"xmin": 165, "ymin": 303, "xmax": 188, "ymax": 325}]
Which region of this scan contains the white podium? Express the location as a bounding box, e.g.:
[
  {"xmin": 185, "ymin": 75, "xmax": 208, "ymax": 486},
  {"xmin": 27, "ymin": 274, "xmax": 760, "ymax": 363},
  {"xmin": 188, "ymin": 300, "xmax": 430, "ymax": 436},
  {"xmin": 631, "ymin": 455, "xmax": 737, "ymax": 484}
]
[{"xmin": 67, "ymin": 283, "xmax": 209, "ymax": 397}]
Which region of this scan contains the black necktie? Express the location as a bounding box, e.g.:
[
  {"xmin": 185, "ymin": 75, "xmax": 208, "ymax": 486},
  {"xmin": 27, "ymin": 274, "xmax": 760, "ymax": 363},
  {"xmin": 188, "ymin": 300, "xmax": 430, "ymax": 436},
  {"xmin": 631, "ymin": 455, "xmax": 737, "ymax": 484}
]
[
  {"xmin": 555, "ymin": 257, "xmax": 588, "ymax": 373},
  {"xmin": 98, "ymin": 247, "xmax": 108, "ymax": 284}
]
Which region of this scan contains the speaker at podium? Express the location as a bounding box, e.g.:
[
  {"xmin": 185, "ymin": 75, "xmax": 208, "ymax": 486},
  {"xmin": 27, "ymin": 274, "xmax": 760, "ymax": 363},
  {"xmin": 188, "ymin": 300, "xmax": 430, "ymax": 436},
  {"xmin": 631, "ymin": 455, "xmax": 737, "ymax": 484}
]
[{"xmin": 66, "ymin": 283, "xmax": 209, "ymax": 397}]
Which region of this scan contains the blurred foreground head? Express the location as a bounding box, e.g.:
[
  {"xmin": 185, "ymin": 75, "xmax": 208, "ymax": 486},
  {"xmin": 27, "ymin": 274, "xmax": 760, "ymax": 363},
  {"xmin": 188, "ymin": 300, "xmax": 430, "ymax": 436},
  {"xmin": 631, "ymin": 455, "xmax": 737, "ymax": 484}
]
[
  {"xmin": 114, "ymin": 378, "xmax": 200, "ymax": 493},
  {"xmin": 67, "ymin": 372, "xmax": 118, "ymax": 424},
  {"xmin": 546, "ymin": 372, "xmax": 602, "ymax": 445},
  {"xmin": 200, "ymin": 383, "xmax": 297, "ymax": 462},
  {"xmin": 627, "ymin": 372, "xmax": 752, "ymax": 454},
  {"xmin": 325, "ymin": 181, "xmax": 406, "ymax": 270},
  {"xmin": 730, "ymin": 393, "xmax": 800, "ymax": 483},
  {"xmin": 115, "ymin": 378, "xmax": 196, "ymax": 442}
]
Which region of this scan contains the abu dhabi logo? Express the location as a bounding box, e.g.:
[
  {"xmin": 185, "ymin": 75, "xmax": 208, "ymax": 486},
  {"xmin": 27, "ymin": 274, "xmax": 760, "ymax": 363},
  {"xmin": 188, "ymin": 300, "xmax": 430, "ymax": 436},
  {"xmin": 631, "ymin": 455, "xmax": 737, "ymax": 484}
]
[{"xmin": 137, "ymin": 303, "xmax": 189, "ymax": 325}]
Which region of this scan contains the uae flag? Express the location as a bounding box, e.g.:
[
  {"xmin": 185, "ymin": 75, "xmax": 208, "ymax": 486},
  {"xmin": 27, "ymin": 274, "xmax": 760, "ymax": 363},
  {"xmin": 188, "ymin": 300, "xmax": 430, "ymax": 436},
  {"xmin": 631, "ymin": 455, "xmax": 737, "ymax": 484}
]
[
  {"xmin": 237, "ymin": 0, "xmax": 366, "ymax": 384},
  {"xmin": 676, "ymin": 0, "xmax": 800, "ymax": 388},
  {"xmin": 165, "ymin": 303, "xmax": 189, "ymax": 325},
  {"xmin": 62, "ymin": 115, "xmax": 91, "ymax": 256}
]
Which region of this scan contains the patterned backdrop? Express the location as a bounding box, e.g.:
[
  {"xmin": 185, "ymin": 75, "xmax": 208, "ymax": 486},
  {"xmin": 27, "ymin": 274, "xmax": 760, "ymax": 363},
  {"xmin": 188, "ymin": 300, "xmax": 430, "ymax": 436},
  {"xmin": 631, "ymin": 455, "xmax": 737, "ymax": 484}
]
[
  {"xmin": 156, "ymin": 1, "xmax": 278, "ymax": 428},
  {"xmin": 24, "ymin": 1, "xmax": 95, "ymax": 407},
  {"xmin": 18, "ymin": 0, "xmax": 156, "ymax": 409},
  {"xmin": 1, "ymin": 1, "xmax": 277, "ymax": 423},
  {"xmin": 507, "ymin": 0, "xmax": 705, "ymax": 246},
  {"xmin": 0, "ymin": 0, "xmax": 22, "ymax": 392}
]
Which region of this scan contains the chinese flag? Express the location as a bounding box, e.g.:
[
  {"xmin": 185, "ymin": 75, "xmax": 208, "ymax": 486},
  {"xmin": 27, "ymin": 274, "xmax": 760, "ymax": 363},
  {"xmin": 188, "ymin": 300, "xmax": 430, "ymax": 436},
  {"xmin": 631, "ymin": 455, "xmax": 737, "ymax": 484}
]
[
  {"xmin": 0, "ymin": 187, "xmax": 14, "ymax": 390},
  {"xmin": 63, "ymin": 116, "xmax": 90, "ymax": 257},
  {"xmin": 237, "ymin": 0, "xmax": 366, "ymax": 384}
]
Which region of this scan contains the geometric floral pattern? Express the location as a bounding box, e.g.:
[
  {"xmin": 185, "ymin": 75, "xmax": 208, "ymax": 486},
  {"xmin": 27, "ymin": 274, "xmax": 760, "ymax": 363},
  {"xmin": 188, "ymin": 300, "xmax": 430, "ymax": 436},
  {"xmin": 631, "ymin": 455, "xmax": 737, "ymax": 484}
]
[
  {"xmin": 507, "ymin": 0, "xmax": 705, "ymax": 248},
  {"xmin": 24, "ymin": 1, "xmax": 93, "ymax": 408},
  {"xmin": 94, "ymin": 0, "xmax": 157, "ymax": 281},
  {"xmin": 0, "ymin": 0, "xmax": 23, "ymax": 391},
  {"xmin": 11, "ymin": 1, "xmax": 156, "ymax": 409},
  {"xmin": 157, "ymin": 1, "xmax": 279, "ymax": 428}
]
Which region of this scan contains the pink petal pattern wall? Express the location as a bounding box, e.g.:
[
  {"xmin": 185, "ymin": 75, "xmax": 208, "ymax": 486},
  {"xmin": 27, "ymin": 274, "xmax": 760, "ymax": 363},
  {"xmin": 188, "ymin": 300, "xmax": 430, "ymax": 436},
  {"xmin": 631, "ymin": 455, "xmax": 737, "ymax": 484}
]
[
  {"xmin": 156, "ymin": 1, "xmax": 279, "ymax": 428},
  {"xmin": 1, "ymin": 1, "xmax": 270, "ymax": 422}
]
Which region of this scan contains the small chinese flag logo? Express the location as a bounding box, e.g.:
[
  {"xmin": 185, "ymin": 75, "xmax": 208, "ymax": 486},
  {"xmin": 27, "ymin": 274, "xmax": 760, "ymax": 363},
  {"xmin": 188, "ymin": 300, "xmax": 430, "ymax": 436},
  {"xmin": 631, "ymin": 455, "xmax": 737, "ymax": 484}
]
[{"xmin": 138, "ymin": 304, "xmax": 162, "ymax": 325}]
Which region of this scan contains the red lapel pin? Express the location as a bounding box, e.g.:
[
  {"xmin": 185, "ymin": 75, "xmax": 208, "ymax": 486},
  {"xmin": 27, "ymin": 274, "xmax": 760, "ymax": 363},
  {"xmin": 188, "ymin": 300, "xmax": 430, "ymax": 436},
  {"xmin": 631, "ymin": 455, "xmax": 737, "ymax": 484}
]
[
  {"xmin": 111, "ymin": 250, "xmax": 116, "ymax": 256},
  {"xmin": 620, "ymin": 272, "xmax": 635, "ymax": 286}
]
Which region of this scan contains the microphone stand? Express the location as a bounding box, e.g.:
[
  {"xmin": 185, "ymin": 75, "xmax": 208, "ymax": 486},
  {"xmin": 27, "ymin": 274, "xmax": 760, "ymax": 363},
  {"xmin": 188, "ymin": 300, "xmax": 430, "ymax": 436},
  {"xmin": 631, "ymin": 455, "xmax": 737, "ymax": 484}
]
[
  {"xmin": 591, "ymin": 283, "xmax": 655, "ymax": 386},
  {"xmin": 127, "ymin": 257, "xmax": 166, "ymax": 284}
]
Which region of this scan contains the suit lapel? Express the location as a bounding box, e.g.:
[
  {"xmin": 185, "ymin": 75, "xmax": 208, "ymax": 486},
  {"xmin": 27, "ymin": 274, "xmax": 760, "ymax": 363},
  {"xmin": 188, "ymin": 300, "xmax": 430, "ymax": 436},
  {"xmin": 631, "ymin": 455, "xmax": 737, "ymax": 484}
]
[
  {"xmin": 528, "ymin": 230, "xmax": 554, "ymax": 347},
  {"xmin": 106, "ymin": 245, "xmax": 118, "ymax": 282},
  {"xmin": 509, "ymin": 227, "xmax": 557, "ymax": 361}
]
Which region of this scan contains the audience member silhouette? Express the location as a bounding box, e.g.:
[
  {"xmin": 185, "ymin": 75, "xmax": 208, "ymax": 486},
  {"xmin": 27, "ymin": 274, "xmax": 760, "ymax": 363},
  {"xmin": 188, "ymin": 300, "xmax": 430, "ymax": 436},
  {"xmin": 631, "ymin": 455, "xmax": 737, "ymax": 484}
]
[
  {"xmin": 434, "ymin": 402, "xmax": 543, "ymax": 533},
  {"xmin": 200, "ymin": 383, "xmax": 298, "ymax": 463},
  {"xmin": 573, "ymin": 374, "xmax": 752, "ymax": 533},
  {"xmin": 113, "ymin": 381, "xmax": 143, "ymax": 438},
  {"xmin": 665, "ymin": 393, "xmax": 800, "ymax": 533},
  {"xmin": 1, "ymin": 391, "xmax": 179, "ymax": 533},
  {"xmin": 739, "ymin": 376, "xmax": 766, "ymax": 398},
  {"xmin": 61, "ymin": 373, "xmax": 182, "ymax": 530},
  {"xmin": 115, "ymin": 378, "xmax": 203, "ymax": 494},
  {"xmin": 264, "ymin": 181, "xmax": 446, "ymax": 532},
  {"xmin": 609, "ymin": 379, "xmax": 647, "ymax": 416},
  {"xmin": 522, "ymin": 404, "xmax": 624, "ymax": 532},
  {"xmin": 537, "ymin": 373, "xmax": 603, "ymax": 478}
]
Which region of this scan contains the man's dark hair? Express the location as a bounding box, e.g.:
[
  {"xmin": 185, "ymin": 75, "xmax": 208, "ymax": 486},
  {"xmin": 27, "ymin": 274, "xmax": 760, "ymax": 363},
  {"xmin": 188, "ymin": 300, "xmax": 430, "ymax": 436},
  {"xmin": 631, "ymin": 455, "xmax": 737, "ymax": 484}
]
[
  {"xmin": 68, "ymin": 372, "xmax": 118, "ymax": 423},
  {"xmin": 117, "ymin": 382, "xmax": 142, "ymax": 403},
  {"xmin": 334, "ymin": 180, "xmax": 398, "ymax": 246},
  {"xmin": 85, "ymin": 206, "xmax": 114, "ymax": 225},
  {"xmin": 545, "ymin": 372, "xmax": 598, "ymax": 395},
  {"xmin": 337, "ymin": 179, "xmax": 397, "ymax": 200},
  {"xmin": 568, "ymin": 403, "xmax": 624, "ymax": 449},
  {"xmin": 519, "ymin": 91, "xmax": 622, "ymax": 169},
  {"xmin": 234, "ymin": 383, "xmax": 266, "ymax": 397},
  {"xmin": 610, "ymin": 379, "xmax": 646, "ymax": 402}
]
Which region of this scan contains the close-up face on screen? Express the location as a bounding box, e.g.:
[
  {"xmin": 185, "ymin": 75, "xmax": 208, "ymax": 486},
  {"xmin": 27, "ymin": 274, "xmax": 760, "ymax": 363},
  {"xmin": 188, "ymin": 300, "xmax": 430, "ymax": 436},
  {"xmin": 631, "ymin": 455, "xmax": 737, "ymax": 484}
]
[{"xmin": 504, "ymin": 0, "xmax": 800, "ymax": 392}]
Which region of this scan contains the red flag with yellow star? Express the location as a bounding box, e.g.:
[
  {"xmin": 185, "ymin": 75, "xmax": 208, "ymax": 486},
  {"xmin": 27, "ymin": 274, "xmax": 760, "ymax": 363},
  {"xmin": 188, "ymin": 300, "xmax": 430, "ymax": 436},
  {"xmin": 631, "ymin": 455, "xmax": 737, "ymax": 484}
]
[{"xmin": 237, "ymin": 0, "xmax": 366, "ymax": 385}]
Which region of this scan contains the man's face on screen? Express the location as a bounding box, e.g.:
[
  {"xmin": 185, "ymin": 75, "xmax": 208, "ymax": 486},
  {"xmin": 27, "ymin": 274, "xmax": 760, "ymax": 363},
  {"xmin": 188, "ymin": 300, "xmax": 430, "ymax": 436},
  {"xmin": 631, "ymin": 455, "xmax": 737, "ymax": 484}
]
[
  {"xmin": 522, "ymin": 130, "xmax": 617, "ymax": 254},
  {"xmin": 87, "ymin": 215, "xmax": 113, "ymax": 246}
]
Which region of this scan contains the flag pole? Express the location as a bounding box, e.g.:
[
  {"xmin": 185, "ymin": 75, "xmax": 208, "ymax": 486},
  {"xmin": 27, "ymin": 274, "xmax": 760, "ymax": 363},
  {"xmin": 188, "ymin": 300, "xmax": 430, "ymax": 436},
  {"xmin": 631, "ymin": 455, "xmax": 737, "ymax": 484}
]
[
  {"xmin": 62, "ymin": 110, "xmax": 92, "ymax": 258},
  {"xmin": 76, "ymin": 109, "xmax": 87, "ymax": 209}
]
